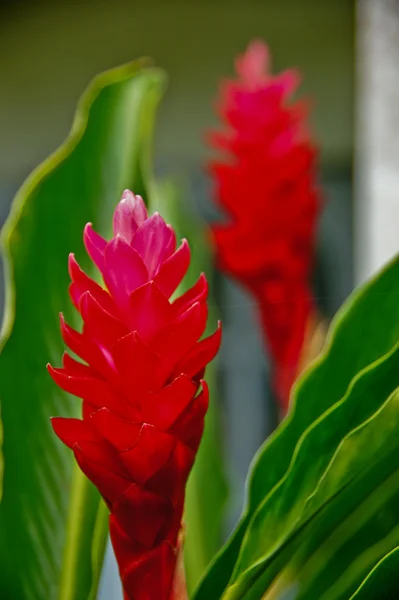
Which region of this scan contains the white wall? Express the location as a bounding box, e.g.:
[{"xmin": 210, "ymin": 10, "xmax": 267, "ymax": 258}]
[{"xmin": 356, "ymin": 0, "xmax": 399, "ymax": 283}]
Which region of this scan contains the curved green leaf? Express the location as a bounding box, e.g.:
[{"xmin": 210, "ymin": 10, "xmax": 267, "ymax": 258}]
[
  {"xmin": 349, "ymin": 546, "xmax": 399, "ymax": 600},
  {"xmin": 234, "ymin": 335, "xmax": 399, "ymax": 573},
  {"xmin": 194, "ymin": 255, "xmax": 399, "ymax": 599},
  {"xmin": 0, "ymin": 60, "xmax": 166, "ymax": 600},
  {"xmin": 184, "ymin": 363, "xmax": 227, "ymax": 595},
  {"xmin": 295, "ymin": 478, "xmax": 399, "ymax": 600},
  {"xmin": 223, "ymin": 385, "xmax": 399, "ymax": 598},
  {"xmin": 223, "ymin": 336, "xmax": 399, "ymax": 597}
]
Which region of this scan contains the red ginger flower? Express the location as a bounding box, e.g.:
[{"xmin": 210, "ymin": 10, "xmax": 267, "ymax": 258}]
[
  {"xmin": 48, "ymin": 190, "xmax": 221, "ymax": 600},
  {"xmin": 209, "ymin": 40, "xmax": 320, "ymax": 413}
]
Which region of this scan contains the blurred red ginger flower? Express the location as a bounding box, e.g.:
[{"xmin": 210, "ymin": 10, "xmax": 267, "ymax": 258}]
[
  {"xmin": 48, "ymin": 190, "xmax": 221, "ymax": 600},
  {"xmin": 208, "ymin": 40, "xmax": 321, "ymax": 413}
]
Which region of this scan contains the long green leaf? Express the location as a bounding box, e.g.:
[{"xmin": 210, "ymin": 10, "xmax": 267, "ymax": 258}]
[
  {"xmin": 223, "ymin": 366, "xmax": 399, "ymax": 598},
  {"xmin": 349, "ymin": 546, "xmax": 399, "ymax": 599},
  {"xmin": 295, "ymin": 477, "xmax": 399, "ymax": 600},
  {"xmin": 0, "ymin": 61, "xmax": 165, "ymax": 600},
  {"xmin": 194, "ymin": 255, "xmax": 399, "ymax": 599},
  {"xmin": 184, "ymin": 363, "xmax": 227, "ymax": 595},
  {"xmin": 232, "ymin": 334, "xmax": 399, "ymax": 578}
]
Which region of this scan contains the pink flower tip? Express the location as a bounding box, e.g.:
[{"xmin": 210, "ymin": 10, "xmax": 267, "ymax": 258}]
[
  {"xmin": 114, "ymin": 190, "xmax": 148, "ymax": 243},
  {"xmin": 236, "ymin": 39, "xmax": 270, "ymax": 84}
]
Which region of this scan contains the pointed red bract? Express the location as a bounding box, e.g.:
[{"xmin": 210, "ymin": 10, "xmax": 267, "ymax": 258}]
[
  {"xmin": 49, "ymin": 190, "xmax": 221, "ymax": 600},
  {"xmin": 208, "ymin": 40, "xmax": 320, "ymax": 412}
]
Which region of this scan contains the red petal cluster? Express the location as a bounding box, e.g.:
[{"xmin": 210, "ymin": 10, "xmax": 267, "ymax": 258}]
[
  {"xmin": 48, "ymin": 190, "xmax": 221, "ymax": 600},
  {"xmin": 208, "ymin": 40, "xmax": 320, "ymax": 412}
]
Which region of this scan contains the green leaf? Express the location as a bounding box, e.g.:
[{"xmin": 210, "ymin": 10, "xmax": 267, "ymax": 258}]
[
  {"xmin": 184, "ymin": 365, "xmax": 227, "ymax": 595},
  {"xmin": 194, "ymin": 255, "xmax": 399, "ymax": 599},
  {"xmin": 88, "ymin": 500, "xmax": 110, "ymax": 600},
  {"xmin": 280, "ymin": 387, "xmax": 399, "ymax": 600},
  {"xmin": 0, "ymin": 60, "xmax": 165, "ymax": 600},
  {"xmin": 294, "ymin": 476, "xmax": 399, "ymax": 600},
  {"xmin": 349, "ymin": 546, "xmax": 399, "ymax": 600},
  {"xmin": 224, "ymin": 348, "xmax": 399, "ymax": 598},
  {"xmin": 149, "ymin": 179, "xmax": 228, "ymax": 594}
]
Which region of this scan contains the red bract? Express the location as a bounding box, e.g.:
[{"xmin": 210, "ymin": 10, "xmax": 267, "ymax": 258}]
[
  {"xmin": 48, "ymin": 190, "xmax": 221, "ymax": 600},
  {"xmin": 208, "ymin": 40, "xmax": 320, "ymax": 413}
]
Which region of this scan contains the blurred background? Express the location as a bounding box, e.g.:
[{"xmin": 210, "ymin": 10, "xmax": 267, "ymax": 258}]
[{"xmin": 0, "ymin": 0, "xmax": 355, "ymax": 597}]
